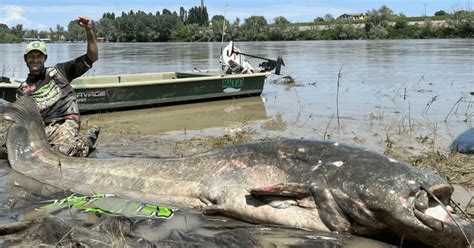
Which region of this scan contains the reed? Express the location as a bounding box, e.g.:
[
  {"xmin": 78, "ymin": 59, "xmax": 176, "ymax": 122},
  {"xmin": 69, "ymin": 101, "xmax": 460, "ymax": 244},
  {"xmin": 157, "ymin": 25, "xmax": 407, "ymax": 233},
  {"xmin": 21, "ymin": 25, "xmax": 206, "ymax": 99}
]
[
  {"xmin": 422, "ymin": 95, "xmax": 439, "ymax": 114},
  {"xmin": 444, "ymin": 96, "xmax": 463, "ymax": 122},
  {"xmin": 336, "ymin": 65, "xmax": 344, "ymax": 128},
  {"xmin": 323, "ymin": 113, "xmax": 334, "ymax": 141}
]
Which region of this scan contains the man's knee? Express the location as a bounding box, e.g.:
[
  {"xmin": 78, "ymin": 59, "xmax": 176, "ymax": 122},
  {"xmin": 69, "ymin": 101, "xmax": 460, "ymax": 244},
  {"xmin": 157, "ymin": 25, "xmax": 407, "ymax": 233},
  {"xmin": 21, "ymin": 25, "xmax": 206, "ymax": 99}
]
[
  {"xmin": 46, "ymin": 119, "xmax": 100, "ymax": 157},
  {"xmin": 56, "ymin": 141, "xmax": 91, "ymax": 157}
]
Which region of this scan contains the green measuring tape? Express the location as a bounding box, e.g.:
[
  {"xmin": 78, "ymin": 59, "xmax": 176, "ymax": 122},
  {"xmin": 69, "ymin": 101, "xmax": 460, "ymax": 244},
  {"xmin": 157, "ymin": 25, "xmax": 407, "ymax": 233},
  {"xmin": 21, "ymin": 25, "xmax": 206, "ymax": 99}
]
[{"xmin": 39, "ymin": 193, "xmax": 174, "ymax": 219}]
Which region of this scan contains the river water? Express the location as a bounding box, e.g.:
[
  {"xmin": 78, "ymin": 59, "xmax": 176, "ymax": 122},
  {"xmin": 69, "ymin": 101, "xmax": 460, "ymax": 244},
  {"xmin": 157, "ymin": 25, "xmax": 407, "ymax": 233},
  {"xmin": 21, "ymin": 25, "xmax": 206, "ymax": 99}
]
[
  {"xmin": 2, "ymin": 40, "xmax": 472, "ymax": 144},
  {"xmin": 0, "ymin": 40, "xmax": 473, "ymax": 246}
]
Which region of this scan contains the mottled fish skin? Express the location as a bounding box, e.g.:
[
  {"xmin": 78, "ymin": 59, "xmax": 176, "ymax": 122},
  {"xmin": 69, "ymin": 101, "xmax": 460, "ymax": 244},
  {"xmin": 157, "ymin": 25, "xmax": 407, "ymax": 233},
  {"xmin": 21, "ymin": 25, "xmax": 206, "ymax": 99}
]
[{"xmin": 4, "ymin": 96, "xmax": 473, "ymax": 248}]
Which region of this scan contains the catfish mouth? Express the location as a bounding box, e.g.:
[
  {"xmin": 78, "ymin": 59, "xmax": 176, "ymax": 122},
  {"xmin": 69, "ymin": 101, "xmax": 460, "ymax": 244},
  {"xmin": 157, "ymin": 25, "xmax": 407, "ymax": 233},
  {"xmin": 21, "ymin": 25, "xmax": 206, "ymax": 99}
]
[{"xmin": 413, "ymin": 184, "xmax": 472, "ymax": 239}]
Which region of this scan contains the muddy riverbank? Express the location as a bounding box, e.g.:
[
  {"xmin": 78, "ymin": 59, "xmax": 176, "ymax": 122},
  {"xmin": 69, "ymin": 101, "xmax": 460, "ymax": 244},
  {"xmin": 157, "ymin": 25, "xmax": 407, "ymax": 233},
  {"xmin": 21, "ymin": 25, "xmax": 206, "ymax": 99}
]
[
  {"xmin": 0, "ymin": 110, "xmax": 472, "ymax": 247},
  {"xmin": 0, "ymin": 39, "xmax": 472, "ymax": 246}
]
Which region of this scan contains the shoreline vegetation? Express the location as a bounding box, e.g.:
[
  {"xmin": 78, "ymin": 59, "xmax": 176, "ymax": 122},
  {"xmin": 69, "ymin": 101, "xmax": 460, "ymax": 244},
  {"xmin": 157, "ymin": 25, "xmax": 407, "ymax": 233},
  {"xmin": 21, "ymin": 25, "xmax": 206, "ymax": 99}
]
[{"xmin": 0, "ymin": 5, "xmax": 473, "ymax": 43}]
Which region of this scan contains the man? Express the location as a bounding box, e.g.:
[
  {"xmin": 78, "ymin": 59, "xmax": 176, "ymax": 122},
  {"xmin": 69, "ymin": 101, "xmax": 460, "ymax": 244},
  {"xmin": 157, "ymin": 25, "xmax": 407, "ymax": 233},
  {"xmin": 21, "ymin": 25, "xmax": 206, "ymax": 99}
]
[{"xmin": 17, "ymin": 16, "xmax": 99, "ymax": 157}]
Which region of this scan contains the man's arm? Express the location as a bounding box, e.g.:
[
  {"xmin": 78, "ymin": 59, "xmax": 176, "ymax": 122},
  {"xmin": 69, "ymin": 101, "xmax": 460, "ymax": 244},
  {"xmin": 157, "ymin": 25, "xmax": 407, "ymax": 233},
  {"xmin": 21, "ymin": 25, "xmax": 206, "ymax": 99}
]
[{"xmin": 77, "ymin": 16, "xmax": 98, "ymax": 63}]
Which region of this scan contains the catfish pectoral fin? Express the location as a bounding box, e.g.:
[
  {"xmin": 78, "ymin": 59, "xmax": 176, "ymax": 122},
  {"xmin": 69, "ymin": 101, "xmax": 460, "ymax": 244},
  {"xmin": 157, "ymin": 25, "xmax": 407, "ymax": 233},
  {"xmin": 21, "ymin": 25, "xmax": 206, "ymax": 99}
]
[
  {"xmin": 249, "ymin": 182, "xmax": 311, "ymax": 198},
  {"xmin": 310, "ymin": 185, "xmax": 351, "ymax": 232},
  {"xmin": 203, "ymin": 205, "xmax": 226, "ymax": 215}
]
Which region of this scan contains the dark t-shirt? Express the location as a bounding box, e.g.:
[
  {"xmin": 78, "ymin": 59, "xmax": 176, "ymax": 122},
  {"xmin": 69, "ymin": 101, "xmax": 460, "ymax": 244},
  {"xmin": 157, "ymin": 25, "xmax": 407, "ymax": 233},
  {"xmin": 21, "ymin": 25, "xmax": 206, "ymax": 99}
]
[{"xmin": 17, "ymin": 54, "xmax": 93, "ymax": 124}]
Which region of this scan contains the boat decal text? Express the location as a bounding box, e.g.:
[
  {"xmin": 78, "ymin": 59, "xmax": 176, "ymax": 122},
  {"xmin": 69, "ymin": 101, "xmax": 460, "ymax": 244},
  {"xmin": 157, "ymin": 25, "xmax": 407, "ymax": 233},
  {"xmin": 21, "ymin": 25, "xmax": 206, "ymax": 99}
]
[
  {"xmin": 222, "ymin": 78, "xmax": 244, "ymax": 88},
  {"xmin": 76, "ymin": 90, "xmax": 106, "ymax": 103}
]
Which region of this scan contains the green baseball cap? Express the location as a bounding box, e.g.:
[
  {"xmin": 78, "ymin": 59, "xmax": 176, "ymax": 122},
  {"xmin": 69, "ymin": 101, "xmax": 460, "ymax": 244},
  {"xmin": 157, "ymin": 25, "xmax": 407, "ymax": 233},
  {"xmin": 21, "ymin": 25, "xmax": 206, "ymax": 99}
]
[{"xmin": 24, "ymin": 41, "xmax": 47, "ymax": 55}]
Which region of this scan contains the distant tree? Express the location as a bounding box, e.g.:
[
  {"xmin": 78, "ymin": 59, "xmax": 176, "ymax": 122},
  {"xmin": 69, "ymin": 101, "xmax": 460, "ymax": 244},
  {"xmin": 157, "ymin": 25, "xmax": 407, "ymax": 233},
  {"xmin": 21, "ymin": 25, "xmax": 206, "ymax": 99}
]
[
  {"xmin": 49, "ymin": 24, "xmax": 65, "ymax": 41},
  {"xmin": 4, "ymin": 4, "xmax": 474, "ymax": 44},
  {"xmin": 367, "ymin": 25, "xmax": 389, "ymax": 39},
  {"xmin": 314, "ymin": 17, "xmax": 325, "ymax": 22},
  {"xmin": 395, "ymin": 13, "xmax": 408, "ymax": 29},
  {"xmin": 159, "ymin": 11, "xmax": 183, "ymax": 41},
  {"xmin": 269, "ymin": 16, "xmax": 291, "ymax": 41},
  {"xmin": 10, "ymin": 24, "xmax": 25, "ymax": 37},
  {"xmin": 0, "ymin": 24, "xmax": 9, "ymax": 31},
  {"xmin": 324, "ymin": 14, "xmax": 335, "ymax": 21},
  {"xmin": 0, "ymin": 24, "xmax": 21, "ymax": 42},
  {"xmin": 65, "ymin": 20, "xmax": 86, "ymax": 41},
  {"xmin": 210, "ymin": 15, "xmax": 229, "ymax": 41},
  {"xmin": 23, "ymin": 29, "xmax": 39, "ymax": 39},
  {"xmin": 366, "ymin": 5, "xmax": 394, "ymax": 29},
  {"xmin": 434, "ymin": 10, "xmax": 447, "ymax": 16},
  {"xmin": 114, "ymin": 14, "xmax": 134, "ymax": 41},
  {"xmin": 179, "ymin": 6, "xmax": 187, "ymax": 22},
  {"xmin": 447, "ymin": 10, "xmax": 474, "ymax": 37},
  {"xmin": 365, "ymin": 5, "xmax": 394, "ymax": 39},
  {"xmin": 38, "ymin": 30, "xmax": 49, "ymax": 39},
  {"xmin": 187, "ymin": 6, "xmax": 209, "ymax": 26},
  {"xmin": 274, "ymin": 16, "xmax": 290, "ymax": 25},
  {"xmin": 133, "ymin": 11, "xmax": 156, "ymax": 42},
  {"xmin": 102, "ymin": 12, "xmax": 116, "ymax": 19},
  {"xmin": 233, "ymin": 17, "xmax": 241, "ymax": 27},
  {"xmin": 281, "ymin": 26, "xmax": 298, "ymax": 40},
  {"xmin": 211, "ymin": 15, "xmax": 226, "ymax": 25},
  {"xmin": 418, "ymin": 18, "xmax": 434, "ymax": 38},
  {"xmin": 228, "ymin": 17, "xmax": 241, "ymax": 40},
  {"xmin": 49, "ymin": 28, "xmax": 56, "ymax": 41},
  {"xmin": 241, "ymin": 16, "xmax": 268, "ymax": 40},
  {"xmin": 97, "ymin": 13, "xmax": 119, "ymax": 41},
  {"xmin": 333, "ymin": 22, "xmax": 358, "ymax": 39}
]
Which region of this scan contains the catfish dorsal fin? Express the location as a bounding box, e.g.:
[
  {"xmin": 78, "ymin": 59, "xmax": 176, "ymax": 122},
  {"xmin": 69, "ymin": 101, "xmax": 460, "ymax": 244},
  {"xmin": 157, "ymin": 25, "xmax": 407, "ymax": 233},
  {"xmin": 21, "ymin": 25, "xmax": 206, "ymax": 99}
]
[
  {"xmin": 4, "ymin": 95, "xmax": 43, "ymax": 127},
  {"xmin": 249, "ymin": 183, "xmax": 311, "ymax": 198}
]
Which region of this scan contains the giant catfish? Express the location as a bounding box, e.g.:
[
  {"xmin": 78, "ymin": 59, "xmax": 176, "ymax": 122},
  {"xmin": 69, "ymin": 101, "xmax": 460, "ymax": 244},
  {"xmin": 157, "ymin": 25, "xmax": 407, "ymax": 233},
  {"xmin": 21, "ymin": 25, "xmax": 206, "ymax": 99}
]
[{"xmin": 4, "ymin": 96, "xmax": 473, "ymax": 247}]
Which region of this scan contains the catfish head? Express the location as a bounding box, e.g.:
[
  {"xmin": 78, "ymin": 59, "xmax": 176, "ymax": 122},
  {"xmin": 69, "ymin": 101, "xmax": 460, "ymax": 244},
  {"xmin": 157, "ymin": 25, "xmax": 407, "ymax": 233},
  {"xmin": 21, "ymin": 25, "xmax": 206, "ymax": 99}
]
[{"xmin": 309, "ymin": 147, "xmax": 473, "ymax": 248}]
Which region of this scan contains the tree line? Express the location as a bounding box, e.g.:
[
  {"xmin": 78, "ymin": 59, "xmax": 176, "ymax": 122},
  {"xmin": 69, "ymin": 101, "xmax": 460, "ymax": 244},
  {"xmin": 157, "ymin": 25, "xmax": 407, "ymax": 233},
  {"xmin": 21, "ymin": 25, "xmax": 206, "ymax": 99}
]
[{"xmin": 0, "ymin": 5, "xmax": 473, "ymax": 43}]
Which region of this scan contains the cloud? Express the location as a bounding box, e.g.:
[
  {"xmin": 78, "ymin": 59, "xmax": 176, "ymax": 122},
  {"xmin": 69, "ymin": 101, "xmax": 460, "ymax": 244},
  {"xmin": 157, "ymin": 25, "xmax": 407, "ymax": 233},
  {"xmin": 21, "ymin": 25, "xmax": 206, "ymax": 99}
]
[{"xmin": 0, "ymin": 5, "xmax": 31, "ymax": 27}]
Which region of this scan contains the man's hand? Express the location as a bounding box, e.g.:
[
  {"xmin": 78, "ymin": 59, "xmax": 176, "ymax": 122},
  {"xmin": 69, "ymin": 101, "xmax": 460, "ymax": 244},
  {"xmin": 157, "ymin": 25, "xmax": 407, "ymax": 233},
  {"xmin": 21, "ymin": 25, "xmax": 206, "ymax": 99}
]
[
  {"xmin": 77, "ymin": 16, "xmax": 98, "ymax": 62},
  {"xmin": 77, "ymin": 16, "xmax": 93, "ymax": 30}
]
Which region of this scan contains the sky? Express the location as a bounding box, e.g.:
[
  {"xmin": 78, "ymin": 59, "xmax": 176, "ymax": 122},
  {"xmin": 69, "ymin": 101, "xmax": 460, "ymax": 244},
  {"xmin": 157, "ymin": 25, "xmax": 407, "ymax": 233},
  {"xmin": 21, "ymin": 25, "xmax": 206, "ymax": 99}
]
[{"xmin": 1, "ymin": 0, "xmax": 472, "ymax": 30}]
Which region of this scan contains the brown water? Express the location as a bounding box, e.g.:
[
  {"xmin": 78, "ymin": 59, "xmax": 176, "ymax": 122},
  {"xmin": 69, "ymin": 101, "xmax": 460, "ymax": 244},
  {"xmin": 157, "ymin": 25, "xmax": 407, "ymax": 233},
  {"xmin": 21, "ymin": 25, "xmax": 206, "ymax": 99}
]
[
  {"xmin": 83, "ymin": 96, "xmax": 268, "ymax": 135},
  {"xmin": 1, "ymin": 40, "xmax": 473, "ymax": 246},
  {"xmin": 2, "ymin": 40, "xmax": 473, "ymax": 142}
]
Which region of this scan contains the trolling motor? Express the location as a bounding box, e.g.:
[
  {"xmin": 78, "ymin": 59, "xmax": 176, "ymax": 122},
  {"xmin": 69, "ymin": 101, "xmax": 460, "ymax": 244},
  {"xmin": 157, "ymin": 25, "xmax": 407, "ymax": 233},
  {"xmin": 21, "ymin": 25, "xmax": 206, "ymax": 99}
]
[{"xmin": 223, "ymin": 41, "xmax": 285, "ymax": 75}]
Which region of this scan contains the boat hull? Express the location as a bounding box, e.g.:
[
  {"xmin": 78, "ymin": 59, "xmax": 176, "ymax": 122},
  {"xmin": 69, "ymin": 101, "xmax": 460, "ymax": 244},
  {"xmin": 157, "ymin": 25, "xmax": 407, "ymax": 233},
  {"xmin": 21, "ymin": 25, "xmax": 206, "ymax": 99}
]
[{"xmin": 0, "ymin": 71, "xmax": 267, "ymax": 113}]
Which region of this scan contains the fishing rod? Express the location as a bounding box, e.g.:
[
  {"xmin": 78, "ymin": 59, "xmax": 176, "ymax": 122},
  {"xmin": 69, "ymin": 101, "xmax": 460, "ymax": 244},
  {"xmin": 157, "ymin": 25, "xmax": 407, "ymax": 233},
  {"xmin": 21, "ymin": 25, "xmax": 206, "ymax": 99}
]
[
  {"xmin": 227, "ymin": 42, "xmax": 285, "ymax": 75},
  {"xmin": 218, "ymin": 2, "xmax": 284, "ymax": 75},
  {"xmin": 221, "ymin": 2, "xmax": 228, "ymax": 44}
]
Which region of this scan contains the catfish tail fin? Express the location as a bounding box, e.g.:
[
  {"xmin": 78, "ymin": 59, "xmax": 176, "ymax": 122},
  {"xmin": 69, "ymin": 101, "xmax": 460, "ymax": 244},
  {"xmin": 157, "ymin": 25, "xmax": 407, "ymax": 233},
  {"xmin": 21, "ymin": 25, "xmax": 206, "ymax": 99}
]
[
  {"xmin": 4, "ymin": 95, "xmax": 43, "ymax": 127},
  {"xmin": 4, "ymin": 96, "xmax": 54, "ymax": 167}
]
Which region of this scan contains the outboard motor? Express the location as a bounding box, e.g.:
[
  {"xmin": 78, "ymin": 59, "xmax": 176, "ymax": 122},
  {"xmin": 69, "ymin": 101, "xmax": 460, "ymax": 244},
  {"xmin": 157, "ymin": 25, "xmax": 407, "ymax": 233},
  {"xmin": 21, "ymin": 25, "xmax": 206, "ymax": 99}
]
[
  {"xmin": 221, "ymin": 41, "xmax": 255, "ymax": 74},
  {"xmin": 0, "ymin": 76, "xmax": 11, "ymax": 84},
  {"xmin": 220, "ymin": 41, "xmax": 285, "ymax": 75}
]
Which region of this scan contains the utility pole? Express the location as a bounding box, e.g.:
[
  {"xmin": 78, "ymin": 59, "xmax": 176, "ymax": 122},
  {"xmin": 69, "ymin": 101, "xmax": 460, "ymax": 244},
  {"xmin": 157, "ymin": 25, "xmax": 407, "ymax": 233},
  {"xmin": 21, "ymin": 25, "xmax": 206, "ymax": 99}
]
[{"xmin": 201, "ymin": 0, "xmax": 204, "ymax": 8}]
